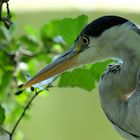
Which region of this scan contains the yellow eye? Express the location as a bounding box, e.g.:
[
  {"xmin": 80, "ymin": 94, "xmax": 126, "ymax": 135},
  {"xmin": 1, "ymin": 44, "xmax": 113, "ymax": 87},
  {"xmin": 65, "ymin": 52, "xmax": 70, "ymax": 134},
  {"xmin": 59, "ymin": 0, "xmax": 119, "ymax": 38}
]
[{"xmin": 81, "ymin": 36, "xmax": 89, "ymax": 45}]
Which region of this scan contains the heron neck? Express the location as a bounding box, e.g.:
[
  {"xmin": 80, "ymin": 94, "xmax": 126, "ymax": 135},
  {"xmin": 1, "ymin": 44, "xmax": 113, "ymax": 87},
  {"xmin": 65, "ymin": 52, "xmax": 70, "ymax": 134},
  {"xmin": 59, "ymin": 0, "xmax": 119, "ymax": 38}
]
[
  {"xmin": 99, "ymin": 45, "xmax": 140, "ymax": 101},
  {"xmin": 98, "ymin": 55, "xmax": 139, "ymax": 129},
  {"xmin": 102, "ymin": 27, "xmax": 140, "ymax": 100}
]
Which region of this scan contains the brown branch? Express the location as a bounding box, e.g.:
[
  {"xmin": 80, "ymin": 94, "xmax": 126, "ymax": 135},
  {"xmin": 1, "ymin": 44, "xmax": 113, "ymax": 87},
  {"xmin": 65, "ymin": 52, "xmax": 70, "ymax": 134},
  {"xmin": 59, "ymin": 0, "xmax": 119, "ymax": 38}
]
[{"xmin": 0, "ymin": 0, "xmax": 12, "ymax": 29}]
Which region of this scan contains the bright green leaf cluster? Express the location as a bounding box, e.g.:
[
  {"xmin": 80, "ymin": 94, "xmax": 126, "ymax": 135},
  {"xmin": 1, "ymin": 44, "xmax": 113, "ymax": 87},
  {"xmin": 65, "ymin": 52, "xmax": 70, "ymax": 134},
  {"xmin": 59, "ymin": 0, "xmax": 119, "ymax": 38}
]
[
  {"xmin": 0, "ymin": 15, "xmax": 89, "ymax": 136},
  {"xmin": 0, "ymin": 14, "xmax": 113, "ymax": 139}
]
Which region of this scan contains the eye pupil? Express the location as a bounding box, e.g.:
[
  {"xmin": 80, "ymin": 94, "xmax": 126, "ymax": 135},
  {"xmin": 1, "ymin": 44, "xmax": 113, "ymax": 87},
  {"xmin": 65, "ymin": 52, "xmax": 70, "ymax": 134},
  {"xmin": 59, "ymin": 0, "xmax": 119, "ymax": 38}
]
[{"xmin": 82, "ymin": 36, "xmax": 89, "ymax": 45}]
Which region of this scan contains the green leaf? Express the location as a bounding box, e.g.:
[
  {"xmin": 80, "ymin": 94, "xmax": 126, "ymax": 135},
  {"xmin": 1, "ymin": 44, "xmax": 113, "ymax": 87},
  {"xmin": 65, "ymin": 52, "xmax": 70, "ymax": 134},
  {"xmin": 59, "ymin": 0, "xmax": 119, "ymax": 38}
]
[
  {"xmin": 89, "ymin": 60, "xmax": 112, "ymax": 81},
  {"xmin": 57, "ymin": 15, "xmax": 88, "ymax": 46},
  {"xmin": 41, "ymin": 15, "xmax": 88, "ymax": 46},
  {"xmin": 0, "ymin": 71, "xmax": 13, "ymax": 98},
  {"xmin": 0, "ymin": 105, "xmax": 5, "ymax": 125},
  {"xmin": 41, "ymin": 20, "xmax": 58, "ymax": 38},
  {"xmin": 59, "ymin": 68, "xmax": 95, "ymax": 91},
  {"xmin": 24, "ymin": 25, "xmax": 39, "ymax": 37},
  {"xmin": 20, "ymin": 35, "xmax": 39, "ymax": 47},
  {"xmin": 58, "ymin": 60, "xmax": 111, "ymax": 91}
]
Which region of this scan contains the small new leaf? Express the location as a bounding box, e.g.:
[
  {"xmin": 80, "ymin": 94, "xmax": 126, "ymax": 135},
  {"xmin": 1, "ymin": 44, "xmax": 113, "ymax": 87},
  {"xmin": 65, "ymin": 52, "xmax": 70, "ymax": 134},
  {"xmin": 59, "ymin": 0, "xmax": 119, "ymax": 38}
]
[
  {"xmin": 31, "ymin": 86, "xmax": 34, "ymax": 92},
  {"xmin": 18, "ymin": 84, "xmax": 24, "ymax": 88},
  {"xmin": 15, "ymin": 90, "xmax": 23, "ymax": 96}
]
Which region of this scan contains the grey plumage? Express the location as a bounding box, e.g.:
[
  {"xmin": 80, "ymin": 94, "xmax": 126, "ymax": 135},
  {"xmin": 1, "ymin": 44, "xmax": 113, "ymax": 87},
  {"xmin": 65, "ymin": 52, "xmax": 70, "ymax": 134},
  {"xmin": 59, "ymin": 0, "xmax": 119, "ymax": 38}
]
[
  {"xmin": 99, "ymin": 63, "xmax": 140, "ymax": 139},
  {"xmin": 98, "ymin": 29, "xmax": 140, "ymax": 139}
]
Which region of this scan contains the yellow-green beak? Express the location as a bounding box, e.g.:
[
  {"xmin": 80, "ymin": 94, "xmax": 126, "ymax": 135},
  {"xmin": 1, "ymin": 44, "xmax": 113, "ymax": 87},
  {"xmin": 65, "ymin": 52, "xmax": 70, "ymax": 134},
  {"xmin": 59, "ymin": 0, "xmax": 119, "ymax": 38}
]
[{"xmin": 23, "ymin": 47, "xmax": 79, "ymax": 89}]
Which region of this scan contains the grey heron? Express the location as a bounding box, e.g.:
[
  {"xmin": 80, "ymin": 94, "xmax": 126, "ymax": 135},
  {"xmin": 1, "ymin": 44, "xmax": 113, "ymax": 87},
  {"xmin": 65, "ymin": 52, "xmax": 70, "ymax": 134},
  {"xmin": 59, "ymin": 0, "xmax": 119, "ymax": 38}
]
[{"xmin": 22, "ymin": 15, "xmax": 140, "ymax": 140}]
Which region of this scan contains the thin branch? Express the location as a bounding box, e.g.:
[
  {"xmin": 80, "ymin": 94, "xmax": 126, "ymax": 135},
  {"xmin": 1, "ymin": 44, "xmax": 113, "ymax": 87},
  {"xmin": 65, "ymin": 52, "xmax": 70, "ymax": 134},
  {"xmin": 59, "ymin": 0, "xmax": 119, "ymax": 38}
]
[
  {"xmin": 0, "ymin": 0, "xmax": 12, "ymax": 29},
  {"xmin": 0, "ymin": 126, "xmax": 11, "ymax": 136},
  {"xmin": 0, "ymin": 75, "xmax": 55, "ymax": 140},
  {"xmin": 0, "ymin": 89, "xmax": 43, "ymax": 140},
  {"xmin": 10, "ymin": 90, "xmax": 43, "ymax": 139}
]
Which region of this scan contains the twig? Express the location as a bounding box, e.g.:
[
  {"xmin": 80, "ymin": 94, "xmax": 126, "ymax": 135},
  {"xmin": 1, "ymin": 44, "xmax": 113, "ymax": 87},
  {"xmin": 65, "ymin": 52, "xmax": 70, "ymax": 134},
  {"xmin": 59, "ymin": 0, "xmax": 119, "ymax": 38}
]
[
  {"xmin": 10, "ymin": 90, "xmax": 43, "ymax": 140},
  {"xmin": 0, "ymin": 89, "xmax": 43, "ymax": 140},
  {"xmin": 0, "ymin": 126, "xmax": 11, "ymax": 136},
  {"xmin": 0, "ymin": 74, "xmax": 55, "ymax": 139},
  {"xmin": 0, "ymin": 0, "xmax": 12, "ymax": 29}
]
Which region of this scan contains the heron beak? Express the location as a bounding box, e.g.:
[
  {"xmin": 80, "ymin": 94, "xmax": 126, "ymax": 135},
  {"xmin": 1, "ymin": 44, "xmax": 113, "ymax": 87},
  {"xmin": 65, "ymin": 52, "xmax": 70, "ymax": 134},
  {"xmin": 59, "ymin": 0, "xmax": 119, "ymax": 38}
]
[{"xmin": 22, "ymin": 47, "xmax": 79, "ymax": 88}]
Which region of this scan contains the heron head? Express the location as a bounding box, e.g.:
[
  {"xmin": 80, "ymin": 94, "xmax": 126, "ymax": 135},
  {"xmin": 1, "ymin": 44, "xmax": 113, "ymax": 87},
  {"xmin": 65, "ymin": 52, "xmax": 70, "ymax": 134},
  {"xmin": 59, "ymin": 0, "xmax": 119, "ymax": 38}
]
[{"xmin": 23, "ymin": 15, "xmax": 131, "ymax": 88}]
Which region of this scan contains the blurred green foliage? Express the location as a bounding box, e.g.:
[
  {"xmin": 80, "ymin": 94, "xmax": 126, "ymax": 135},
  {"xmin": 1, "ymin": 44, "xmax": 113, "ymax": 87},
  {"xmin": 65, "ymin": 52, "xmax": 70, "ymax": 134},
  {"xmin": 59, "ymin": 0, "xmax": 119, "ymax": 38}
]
[
  {"xmin": 0, "ymin": 105, "xmax": 5, "ymax": 125},
  {"xmin": 0, "ymin": 15, "xmax": 110, "ymax": 139}
]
